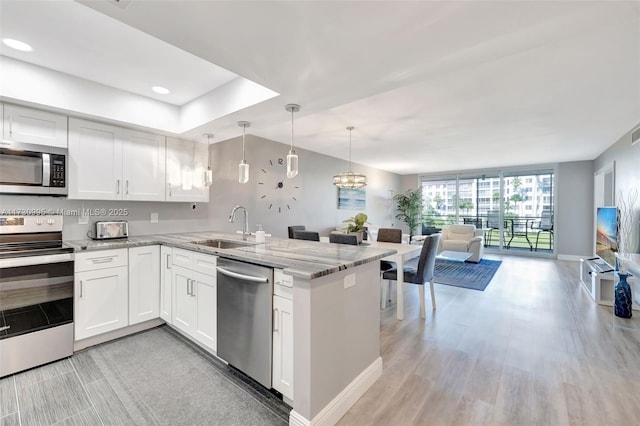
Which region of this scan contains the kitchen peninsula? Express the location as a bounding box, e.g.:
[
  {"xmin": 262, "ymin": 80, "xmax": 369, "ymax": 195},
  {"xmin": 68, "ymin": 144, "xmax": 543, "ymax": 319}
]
[{"xmin": 65, "ymin": 232, "xmax": 397, "ymax": 426}]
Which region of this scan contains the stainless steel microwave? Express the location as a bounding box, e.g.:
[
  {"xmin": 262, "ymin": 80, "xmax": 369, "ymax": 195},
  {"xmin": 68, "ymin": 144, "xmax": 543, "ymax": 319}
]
[{"xmin": 0, "ymin": 140, "xmax": 67, "ymax": 196}]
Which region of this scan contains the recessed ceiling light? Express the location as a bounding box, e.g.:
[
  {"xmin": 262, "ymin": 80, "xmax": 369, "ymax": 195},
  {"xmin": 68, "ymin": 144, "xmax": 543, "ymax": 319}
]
[
  {"xmin": 152, "ymin": 86, "xmax": 170, "ymax": 95},
  {"xmin": 2, "ymin": 38, "xmax": 33, "ymax": 52}
]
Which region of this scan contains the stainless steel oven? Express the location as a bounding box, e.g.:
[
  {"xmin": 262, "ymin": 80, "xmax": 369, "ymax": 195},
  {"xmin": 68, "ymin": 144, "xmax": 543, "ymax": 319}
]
[
  {"xmin": 0, "ymin": 215, "xmax": 74, "ymax": 377},
  {"xmin": 0, "ymin": 140, "xmax": 67, "ymax": 196}
]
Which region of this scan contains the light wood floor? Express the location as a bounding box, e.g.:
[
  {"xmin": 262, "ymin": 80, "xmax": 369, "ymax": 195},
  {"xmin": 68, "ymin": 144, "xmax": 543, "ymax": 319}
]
[{"xmin": 338, "ymin": 255, "xmax": 640, "ymax": 426}]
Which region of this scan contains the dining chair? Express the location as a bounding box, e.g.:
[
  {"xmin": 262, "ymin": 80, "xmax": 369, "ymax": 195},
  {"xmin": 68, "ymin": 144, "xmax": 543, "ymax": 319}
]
[
  {"xmin": 293, "ymin": 230, "xmax": 320, "ymax": 241},
  {"xmin": 377, "ymin": 228, "xmax": 403, "ymax": 243},
  {"xmin": 329, "ymin": 233, "xmax": 358, "ymax": 245},
  {"xmin": 382, "ymin": 233, "xmax": 441, "ymax": 318},
  {"xmin": 288, "ymin": 225, "xmax": 306, "ymax": 239},
  {"xmin": 376, "ymin": 228, "xmax": 404, "ymax": 303}
]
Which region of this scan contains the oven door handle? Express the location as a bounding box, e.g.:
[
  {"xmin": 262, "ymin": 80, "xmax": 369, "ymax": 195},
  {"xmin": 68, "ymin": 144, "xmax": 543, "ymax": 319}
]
[{"xmin": 0, "ymin": 253, "xmax": 74, "ymax": 269}]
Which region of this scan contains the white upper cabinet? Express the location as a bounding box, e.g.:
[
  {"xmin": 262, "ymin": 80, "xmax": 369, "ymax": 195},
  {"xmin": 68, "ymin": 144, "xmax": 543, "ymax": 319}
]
[
  {"xmin": 122, "ymin": 129, "xmax": 166, "ymax": 201},
  {"xmin": 166, "ymin": 137, "xmax": 209, "ymax": 203},
  {"xmin": 3, "ymin": 104, "xmax": 68, "ymax": 148},
  {"xmin": 68, "ymin": 118, "xmax": 166, "ymax": 201},
  {"xmin": 68, "ymin": 118, "xmax": 123, "ymax": 200}
]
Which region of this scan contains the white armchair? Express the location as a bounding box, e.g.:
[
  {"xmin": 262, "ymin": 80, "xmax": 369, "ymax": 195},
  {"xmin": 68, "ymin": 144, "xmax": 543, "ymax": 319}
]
[{"xmin": 438, "ymin": 224, "xmax": 484, "ymax": 263}]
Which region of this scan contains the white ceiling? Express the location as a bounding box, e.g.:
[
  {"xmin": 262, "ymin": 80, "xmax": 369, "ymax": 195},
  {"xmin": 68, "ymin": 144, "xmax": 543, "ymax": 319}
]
[
  {"xmin": 0, "ymin": 0, "xmax": 238, "ymax": 106},
  {"xmin": 2, "ymin": 0, "xmax": 639, "ymax": 175}
]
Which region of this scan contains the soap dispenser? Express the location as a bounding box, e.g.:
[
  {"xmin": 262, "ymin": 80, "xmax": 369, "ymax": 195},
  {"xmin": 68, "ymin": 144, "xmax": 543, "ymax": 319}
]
[{"xmin": 255, "ymin": 224, "xmax": 266, "ymax": 243}]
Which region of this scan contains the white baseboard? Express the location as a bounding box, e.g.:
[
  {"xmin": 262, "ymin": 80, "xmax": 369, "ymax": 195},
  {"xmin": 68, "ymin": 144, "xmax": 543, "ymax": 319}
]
[
  {"xmin": 289, "ymin": 356, "xmax": 383, "ymax": 426},
  {"xmin": 74, "ymin": 318, "xmax": 164, "ymax": 351},
  {"xmin": 557, "ymin": 254, "xmax": 586, "ymax": 262}
]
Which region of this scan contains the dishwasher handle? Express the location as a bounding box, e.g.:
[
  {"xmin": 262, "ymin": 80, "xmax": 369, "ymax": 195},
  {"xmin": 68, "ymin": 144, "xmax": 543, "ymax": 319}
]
[{"xmin": 216, "ymin": 266, "xmax": 269, "ymax": 283}]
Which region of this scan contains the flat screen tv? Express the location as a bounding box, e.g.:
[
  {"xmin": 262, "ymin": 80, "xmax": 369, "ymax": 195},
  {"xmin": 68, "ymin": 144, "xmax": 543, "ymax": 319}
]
[{"xmin": 596, "ymin": 206, "xmax": 618, "ymax": 268}]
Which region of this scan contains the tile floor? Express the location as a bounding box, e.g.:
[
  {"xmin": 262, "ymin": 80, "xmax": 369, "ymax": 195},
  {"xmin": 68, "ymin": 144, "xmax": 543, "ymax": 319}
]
[{"xmin": 0, "ymin": 326, "xmax": 290, "ymax": 426}]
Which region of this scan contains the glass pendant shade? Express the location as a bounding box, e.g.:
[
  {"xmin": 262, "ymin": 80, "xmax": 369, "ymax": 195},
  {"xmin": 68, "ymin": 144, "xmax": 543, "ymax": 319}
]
[
  {"xmin": 239, "ymin": 160, "xmax": 249, "ymax": 184},
  {"xmin": 285, "ymin": 104, "xmax": 300, "ymax": 179},
  {"xmin": 333, "ymin": 126, "xmax": 367, "ymax": 189},
  {"xmin": 204, "ymin": 168, "xmax": 213, "ymax": 187},
  {"xmin": 203, "ymin": 133, "xmax": 214, "ymax": 187},
  {"xmin": 286, "ymin": 150, "xmax": 298, "ymax": 178},
  {"xmin": 237, "ymin": 121, "xmax": 250, "ymax": 184}
]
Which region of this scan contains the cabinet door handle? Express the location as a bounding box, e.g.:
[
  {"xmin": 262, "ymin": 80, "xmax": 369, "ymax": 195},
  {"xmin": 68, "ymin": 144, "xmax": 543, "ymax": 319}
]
[
  {"xmin": 126, "ymin": 180, "xmax": 129, "ymax": 195},
  {"xmin": 91, "ymin": 257, "xmax": 114, "ymax": 264},
  {"xmin": 168, "ymin": 183, "xmax": 172, "ymax": 197},
  {"xmin": 79, "ymin": 280, "xmax": 83, "ymax": 298},
  {"xmin": 273, "ymin": 308, "xmax": 279, "ymax": 332},
  {"xmin": 186, "ymin": 279, "xmax": 191, "ymax": 296},
  {"xmin": 8, "ymin": 115, "xmax": 12, "ymax": 137},
  {"xmin": 166, "ymin": 254, "xmax": 171, "ymax": 269},
  {"xmin": 191, "ymin": 280, "xmax": 196, "ymax": 297},
  {"xmin": 116, "ymin": 179, "xmax": 120, "ymax": 194}
]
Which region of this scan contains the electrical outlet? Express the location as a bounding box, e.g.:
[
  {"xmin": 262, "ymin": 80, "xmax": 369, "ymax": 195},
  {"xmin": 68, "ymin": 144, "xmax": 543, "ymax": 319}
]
[
  {"xmin": 150, "ymin": 212, "xmax": 159, "ymax": 223},
  {"xmin": 78, "ymin": 215, "xmax": 89, "ymax": 225},
  {"xmin": 344, "ymin": 273, "xmax": 356, "ymax": 289}
]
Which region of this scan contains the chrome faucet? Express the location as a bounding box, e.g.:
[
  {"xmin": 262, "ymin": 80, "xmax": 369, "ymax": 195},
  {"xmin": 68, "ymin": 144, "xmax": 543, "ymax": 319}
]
[{"xmin": 229, "ymin": 205, "xmax": 249, "ymax": 240}]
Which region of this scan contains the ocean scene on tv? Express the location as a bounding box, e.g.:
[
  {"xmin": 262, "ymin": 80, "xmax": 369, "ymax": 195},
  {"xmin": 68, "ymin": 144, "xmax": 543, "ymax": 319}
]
[{"xmin": 596, "ymin": 206, "xmax": 618, "ymax": 268}]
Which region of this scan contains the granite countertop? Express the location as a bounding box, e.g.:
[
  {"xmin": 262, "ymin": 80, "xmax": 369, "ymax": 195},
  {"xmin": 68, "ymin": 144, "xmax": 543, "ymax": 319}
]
[{"xmin": 64, "ymin": 232, "xmax": 397, "ymax": 280}]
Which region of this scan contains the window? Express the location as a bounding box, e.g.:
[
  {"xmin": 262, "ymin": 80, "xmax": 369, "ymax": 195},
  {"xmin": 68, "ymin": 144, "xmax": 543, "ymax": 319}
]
[{"xmin": 421, "ymin": 168, "xmax": 555, "ymax": 253}]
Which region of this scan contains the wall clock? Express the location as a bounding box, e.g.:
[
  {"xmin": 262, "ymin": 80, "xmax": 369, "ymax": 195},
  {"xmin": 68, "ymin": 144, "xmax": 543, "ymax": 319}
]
[{"xmin": 258, "ymin": 157, "xmax": 300, "ymax": 213}]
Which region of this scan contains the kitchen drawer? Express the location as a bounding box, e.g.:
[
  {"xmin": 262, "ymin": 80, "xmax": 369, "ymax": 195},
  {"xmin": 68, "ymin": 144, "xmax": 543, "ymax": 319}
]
[
  {"xmin": 274, "ymin": 268, "xmax": 293, "ymax": 288},
  {"xmin": 274, "ymin": 269, "xmax": 293, "ymax": 300},
  {"xmin": 172, "ymin": 248, "xmax": 216, "ymax": 276},
  {"xmin": 172, "ymin": 248, "xmax": 194, "ymax": 268},
  {"xmin": 193, "ymin": 252, "xmax": 217, "ymax": 276},
  {"xmin": 75, "ymin": 248, "xmax": 128, "ymax": 272}
]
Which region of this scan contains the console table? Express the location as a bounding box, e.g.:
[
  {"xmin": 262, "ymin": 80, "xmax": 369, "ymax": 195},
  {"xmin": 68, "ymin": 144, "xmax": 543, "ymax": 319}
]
[{"xmin": 580, "ymin": 257, "xmax": 615, "ymax": 306}]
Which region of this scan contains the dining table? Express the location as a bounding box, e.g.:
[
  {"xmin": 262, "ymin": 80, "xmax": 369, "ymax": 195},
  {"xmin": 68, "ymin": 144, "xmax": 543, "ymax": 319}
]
[{"xmin": 365, "ymin": 240, "xmax": 423, "ymax": 320}]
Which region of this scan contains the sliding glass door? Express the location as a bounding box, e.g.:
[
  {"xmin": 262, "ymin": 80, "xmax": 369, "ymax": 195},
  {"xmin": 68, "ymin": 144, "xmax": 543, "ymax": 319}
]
[{"xmin": 421, "ymin": 168, "xmax": 555, "ymax": 254}]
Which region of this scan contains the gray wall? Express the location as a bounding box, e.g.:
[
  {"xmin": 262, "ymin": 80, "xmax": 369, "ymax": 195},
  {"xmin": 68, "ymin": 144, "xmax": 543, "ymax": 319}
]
[
  {"xmin": 594, "ymin": 123, "xmax": 640, "ymax": 253},
  {"xmin": 556, "ymin": 161, "xmax": 594, "ymax": 257},
  {"xmin": 207, "ymin": 134, "xmax": 401, "ymax": 238},
  {"xmin": 0, "ymin": 135, "xmax": 400, "ymax": 240}
]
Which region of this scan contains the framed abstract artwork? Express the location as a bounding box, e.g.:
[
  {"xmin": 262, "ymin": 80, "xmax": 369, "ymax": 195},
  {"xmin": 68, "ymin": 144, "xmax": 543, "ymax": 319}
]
[{"xmin": 338, "ymin": 188, "xmax": 366, "ymax": 210}]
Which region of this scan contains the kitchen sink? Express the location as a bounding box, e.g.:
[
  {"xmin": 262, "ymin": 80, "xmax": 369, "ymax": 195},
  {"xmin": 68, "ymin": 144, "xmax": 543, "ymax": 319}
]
[{"xmin": 191, "ymin": 239, "xmax": 256, "ymax": 249}]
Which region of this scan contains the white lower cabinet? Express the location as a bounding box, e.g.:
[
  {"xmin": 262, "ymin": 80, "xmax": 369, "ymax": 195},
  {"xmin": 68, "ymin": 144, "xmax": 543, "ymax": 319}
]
[
  {"xmin": 75, "ymin": 249, "xmax": 129, "ymax": 340},
  {"xmin": 128, "ymin": 246, "xmax": 160, "ymax": 325},
  {"xmin": 273, "ymin": 269, "xmax": 294, "ymax": 400},
  {"xmin": 75, "ymin": 247, "xmax": 161, "ymax": 341},
  {"xmin": 160, "ymin": 246, "xmax": 173, "ymax": 322},
  {"xmin": 171, "ymin": 249, "xmax": 217, "ymax": 352}
]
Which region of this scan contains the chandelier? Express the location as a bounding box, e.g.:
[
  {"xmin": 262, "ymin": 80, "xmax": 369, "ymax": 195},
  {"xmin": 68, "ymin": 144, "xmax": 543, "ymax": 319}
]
[{"xmin": 332, "ymin": 126, "xmax": 367, "ymax": 189}]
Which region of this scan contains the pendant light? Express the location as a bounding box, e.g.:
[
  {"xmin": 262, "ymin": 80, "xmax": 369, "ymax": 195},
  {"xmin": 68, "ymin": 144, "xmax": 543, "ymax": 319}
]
[
  {"xmin": 203, "ymin": 133, "xmax": 213, "ymax": 187},
  {"xmin": 285, "ymin": 104, "xmax": 300, "ymax": 178},
  {"xmin": 333, "ymin": 126, "xmax": 367, "ymax": 189},
  {"xmin": 238, "ymin": 121, "xmax": 250, "ymax": 184}
]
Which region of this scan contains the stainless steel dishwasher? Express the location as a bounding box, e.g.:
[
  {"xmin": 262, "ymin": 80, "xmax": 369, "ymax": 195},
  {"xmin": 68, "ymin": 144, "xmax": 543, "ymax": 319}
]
[{"xmin": 216, "ymin": 258, "xmax": 273, "ymax": 389}]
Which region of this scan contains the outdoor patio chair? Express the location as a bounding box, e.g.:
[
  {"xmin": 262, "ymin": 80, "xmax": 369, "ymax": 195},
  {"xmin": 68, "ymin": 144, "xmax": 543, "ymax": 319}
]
[{"xmin": 532, "ymin": 212, "xmax": 553, "ymax": 251}]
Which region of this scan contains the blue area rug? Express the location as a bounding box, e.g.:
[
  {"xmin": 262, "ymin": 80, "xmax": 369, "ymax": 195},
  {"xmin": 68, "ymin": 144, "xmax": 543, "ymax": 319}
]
[{"xmin": 434, "ymin": 258, "xmax": 502, "ymax": 291}]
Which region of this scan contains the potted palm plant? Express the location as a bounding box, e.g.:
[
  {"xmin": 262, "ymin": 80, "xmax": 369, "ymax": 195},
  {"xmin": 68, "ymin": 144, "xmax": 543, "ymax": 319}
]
[
  {"xmin": 342, "ymin": 212, "xmax": 369, "ymax": 243},
  {"xmin": 393, "ymin": 189, "xmax": 423, "ymax": 242}
]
